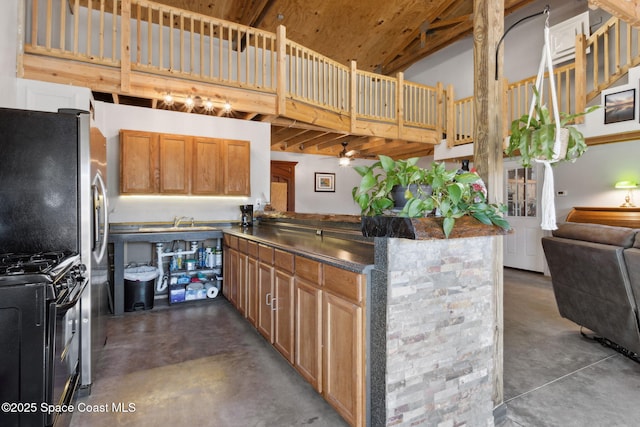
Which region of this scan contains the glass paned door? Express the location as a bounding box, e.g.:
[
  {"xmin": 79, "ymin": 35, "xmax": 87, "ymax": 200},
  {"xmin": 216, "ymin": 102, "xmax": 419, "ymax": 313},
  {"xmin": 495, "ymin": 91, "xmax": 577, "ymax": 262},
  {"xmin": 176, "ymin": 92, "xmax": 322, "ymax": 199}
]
[
  {"xmin": 504, "ymin": 162, "xmax": 544, "ymax": 272},
  {"xmin": 507, "ymin": 166, "xmax": 537, "ymax": 217}
]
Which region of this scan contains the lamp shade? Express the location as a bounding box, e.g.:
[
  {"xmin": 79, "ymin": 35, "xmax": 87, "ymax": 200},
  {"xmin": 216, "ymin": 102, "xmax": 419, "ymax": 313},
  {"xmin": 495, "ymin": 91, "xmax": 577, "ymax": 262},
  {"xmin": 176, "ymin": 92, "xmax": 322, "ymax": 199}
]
[{"xmin": 615, "ymin": 180, "xmax": 637, "ymax": 189}]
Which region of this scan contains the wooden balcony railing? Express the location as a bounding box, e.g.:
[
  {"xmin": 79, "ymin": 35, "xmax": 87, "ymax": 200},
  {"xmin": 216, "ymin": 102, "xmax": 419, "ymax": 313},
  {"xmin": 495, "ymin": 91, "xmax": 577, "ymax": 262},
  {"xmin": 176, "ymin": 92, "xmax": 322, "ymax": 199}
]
[
  {"xmin": 23, "ymin": 0, "xmax": 441, "ymax": 144},
  {"xmin": 22, "ymin": 2, "xmax": 637, "ymax": 151},
  {"xmin": 580, "ymin": 16, "xmax": 640, "ymax": 103}
]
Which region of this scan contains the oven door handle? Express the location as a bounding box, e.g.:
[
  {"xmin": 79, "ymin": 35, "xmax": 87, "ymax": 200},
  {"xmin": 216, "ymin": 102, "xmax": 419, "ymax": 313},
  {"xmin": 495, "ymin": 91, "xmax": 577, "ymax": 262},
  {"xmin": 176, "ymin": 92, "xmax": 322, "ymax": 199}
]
[{"xmin": 56, "ymin": 279, "xmax": 88, "ymax": 313}]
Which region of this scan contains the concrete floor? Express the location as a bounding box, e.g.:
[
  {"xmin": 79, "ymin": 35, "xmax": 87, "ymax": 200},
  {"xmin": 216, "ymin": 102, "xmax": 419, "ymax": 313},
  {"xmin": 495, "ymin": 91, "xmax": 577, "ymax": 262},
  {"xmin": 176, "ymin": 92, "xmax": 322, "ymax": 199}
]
[{"xmin": 71, "ymin": 268, "xmax": 640, "ymax": 426}]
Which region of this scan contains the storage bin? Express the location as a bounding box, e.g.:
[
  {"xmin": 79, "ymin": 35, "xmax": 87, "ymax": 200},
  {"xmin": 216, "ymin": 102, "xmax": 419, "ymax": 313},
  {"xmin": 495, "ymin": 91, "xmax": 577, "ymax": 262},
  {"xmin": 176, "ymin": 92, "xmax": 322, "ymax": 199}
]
[{"xmin": 124, "ymin": 266, "xmax": 159, "ymax": 312}]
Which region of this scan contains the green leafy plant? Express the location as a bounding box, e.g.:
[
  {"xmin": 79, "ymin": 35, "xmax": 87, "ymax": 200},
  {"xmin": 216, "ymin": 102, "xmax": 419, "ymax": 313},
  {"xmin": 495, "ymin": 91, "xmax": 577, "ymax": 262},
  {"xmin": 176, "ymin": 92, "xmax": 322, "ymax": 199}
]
[
  {"xmin": 351, "ymin": 155, "xmax": 430, "ymax": 216},
  {"xmin": 352, "ymin": 158, "xmax": 510, "ymax": 238},
  {"xmin": 505, "ymin": 88, "xmax": 599, "ymax": 167}
]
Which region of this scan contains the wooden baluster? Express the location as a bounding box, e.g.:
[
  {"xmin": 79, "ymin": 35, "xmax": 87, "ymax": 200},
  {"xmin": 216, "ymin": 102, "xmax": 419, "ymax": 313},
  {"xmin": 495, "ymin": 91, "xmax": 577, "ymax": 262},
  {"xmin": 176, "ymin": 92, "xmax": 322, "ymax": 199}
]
[{"xmin": 99, "ymin": 0, "xmax": 105, "ymax": 59}]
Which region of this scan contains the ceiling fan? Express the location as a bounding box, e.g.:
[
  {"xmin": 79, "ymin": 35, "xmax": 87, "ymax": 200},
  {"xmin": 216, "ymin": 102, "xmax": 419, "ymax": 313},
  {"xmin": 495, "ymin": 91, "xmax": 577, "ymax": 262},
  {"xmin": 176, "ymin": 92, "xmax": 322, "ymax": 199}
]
[{"xmin": 337, "ymin": 141, "xmax": 376, "ymax": 166}]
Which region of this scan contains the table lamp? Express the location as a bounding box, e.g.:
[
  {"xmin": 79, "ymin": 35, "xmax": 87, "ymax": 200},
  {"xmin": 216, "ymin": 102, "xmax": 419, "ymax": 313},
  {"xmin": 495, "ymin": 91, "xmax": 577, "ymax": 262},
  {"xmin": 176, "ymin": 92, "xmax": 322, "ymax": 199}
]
[{"xmin": 615, "ymin": 180, "xmax": 637, "ymax": 207}]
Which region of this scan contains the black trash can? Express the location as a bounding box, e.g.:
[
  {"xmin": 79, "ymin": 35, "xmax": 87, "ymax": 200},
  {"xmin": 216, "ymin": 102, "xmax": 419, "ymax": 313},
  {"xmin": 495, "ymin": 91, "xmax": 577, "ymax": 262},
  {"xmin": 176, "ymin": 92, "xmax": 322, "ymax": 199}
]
[{"xmin": 124, "ymin": 266, "xmax": 159, "ymax": 312}]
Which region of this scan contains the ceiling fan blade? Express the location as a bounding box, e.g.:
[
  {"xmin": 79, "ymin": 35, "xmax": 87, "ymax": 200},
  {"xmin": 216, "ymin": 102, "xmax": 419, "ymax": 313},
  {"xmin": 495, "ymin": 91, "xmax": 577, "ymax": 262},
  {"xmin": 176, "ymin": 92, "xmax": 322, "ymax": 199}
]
[{"xmin": 345, "ymin": 149, "xmax": 359, "ymax": 157}]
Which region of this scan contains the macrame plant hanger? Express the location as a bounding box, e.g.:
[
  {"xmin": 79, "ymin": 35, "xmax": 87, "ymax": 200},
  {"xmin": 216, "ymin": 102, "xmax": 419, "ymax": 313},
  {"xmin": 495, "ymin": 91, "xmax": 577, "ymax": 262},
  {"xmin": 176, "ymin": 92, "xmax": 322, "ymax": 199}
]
[{"xmin": 530, "ymin": 7, "xmax": 565, "ymax": 230}]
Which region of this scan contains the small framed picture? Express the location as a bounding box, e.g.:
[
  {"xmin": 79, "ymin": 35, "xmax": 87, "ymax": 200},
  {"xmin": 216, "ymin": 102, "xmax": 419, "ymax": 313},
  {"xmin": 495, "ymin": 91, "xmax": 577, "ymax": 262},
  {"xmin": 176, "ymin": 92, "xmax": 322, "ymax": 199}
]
[
  {"xmin": 314, "ymin": 172, "xmax": 335, "ymax": 192},
  {"xmin": 604, "ymin": 88, "xmax": 635, "ymax": 124}
]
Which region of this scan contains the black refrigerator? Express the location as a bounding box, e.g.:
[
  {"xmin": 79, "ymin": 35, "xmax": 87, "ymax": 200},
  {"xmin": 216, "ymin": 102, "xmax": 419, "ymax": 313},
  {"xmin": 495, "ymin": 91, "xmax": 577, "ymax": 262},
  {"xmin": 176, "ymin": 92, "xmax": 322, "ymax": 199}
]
[{"xmin": 0, "ymin": 107, "xmax": 109, "ymax": 403}]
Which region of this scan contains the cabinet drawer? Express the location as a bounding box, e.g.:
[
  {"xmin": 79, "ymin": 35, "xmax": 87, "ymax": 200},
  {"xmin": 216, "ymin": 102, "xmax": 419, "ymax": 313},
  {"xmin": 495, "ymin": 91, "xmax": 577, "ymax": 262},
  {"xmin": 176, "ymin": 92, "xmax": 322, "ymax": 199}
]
[
  {"xmin": 224, "ymin": 234, "xmax": 238, "ymax": 249},
  {"xmin": 259, "ymin": 244, "xmax": 274, "ymax": 264},
  {"xmin": 247, "ymin": 241, "xmax": 258, "ymax": 258},
  {"xmin": 295, "ymin": 256, "xmax": 322, "ymax": 284},
  {"xmin": 323, "ymin": 265, "xmax": 364, "ymax": 304},
  {"xmin": 274, "ymin": 249, "xmax": 294, "ymax": 273},
  {"xmin": 237, "ymin": 237, "xmax": 248, "ymax": 254}
]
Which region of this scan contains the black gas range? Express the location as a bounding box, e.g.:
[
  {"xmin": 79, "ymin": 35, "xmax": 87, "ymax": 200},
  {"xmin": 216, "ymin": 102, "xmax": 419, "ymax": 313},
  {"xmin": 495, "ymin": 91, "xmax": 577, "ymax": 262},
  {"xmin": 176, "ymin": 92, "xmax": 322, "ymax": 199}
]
[{"xmin": 0, "ymin": 251, "xmax": 86, "ymax": 427}]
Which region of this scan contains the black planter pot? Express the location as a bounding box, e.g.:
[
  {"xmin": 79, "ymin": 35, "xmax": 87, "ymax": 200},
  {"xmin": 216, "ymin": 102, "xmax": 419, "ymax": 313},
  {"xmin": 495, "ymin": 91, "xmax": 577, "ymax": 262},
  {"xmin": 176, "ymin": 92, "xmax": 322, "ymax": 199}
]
[{"xmin": 390, "ymin": 184, "xmax": 432, "ymax": 210}]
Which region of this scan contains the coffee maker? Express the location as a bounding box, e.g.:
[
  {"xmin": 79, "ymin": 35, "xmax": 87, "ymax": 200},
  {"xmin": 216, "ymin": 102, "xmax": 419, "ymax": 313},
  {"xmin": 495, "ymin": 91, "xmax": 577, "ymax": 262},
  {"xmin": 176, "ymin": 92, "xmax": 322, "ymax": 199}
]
[{"xmin": 240, "ymin": 204, "xmax": 253, "ymax": 227}]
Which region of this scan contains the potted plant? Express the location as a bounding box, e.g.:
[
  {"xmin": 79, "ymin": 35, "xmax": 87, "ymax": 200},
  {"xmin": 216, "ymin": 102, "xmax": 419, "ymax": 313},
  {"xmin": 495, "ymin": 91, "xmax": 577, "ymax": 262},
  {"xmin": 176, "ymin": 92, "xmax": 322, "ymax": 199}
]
[
  {"xmin": 352, "ymin": 158, "xmax": 510, "ymax": 238},
  {"xmin": 505, "ymin": 88, "xmax": 599, "ymax": 167},
  {"xmin": 351, "ymin": 155, "xmax": 432, "ymax": 215}
]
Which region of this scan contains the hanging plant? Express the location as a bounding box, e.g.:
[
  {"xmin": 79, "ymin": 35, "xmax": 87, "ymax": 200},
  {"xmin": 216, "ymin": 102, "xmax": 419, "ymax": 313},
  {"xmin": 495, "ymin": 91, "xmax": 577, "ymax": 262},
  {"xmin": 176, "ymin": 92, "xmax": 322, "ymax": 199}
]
[{"xmin": 504, "ymin": 88, "xmax": 599, "ymax": 167}]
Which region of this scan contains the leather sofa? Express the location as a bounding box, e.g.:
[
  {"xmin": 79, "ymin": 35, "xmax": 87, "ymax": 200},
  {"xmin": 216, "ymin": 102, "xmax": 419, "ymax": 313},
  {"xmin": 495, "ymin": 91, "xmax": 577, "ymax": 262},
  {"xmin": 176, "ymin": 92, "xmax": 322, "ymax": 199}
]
[{"xmin": 541, "ymin": 222, "xmax": 640, "ymax": 356}]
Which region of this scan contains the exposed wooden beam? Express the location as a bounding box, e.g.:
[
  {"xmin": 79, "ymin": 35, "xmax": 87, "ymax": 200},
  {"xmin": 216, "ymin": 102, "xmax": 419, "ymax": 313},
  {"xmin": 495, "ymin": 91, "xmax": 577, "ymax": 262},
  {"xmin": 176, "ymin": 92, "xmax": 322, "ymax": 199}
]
[
  {"xmin": 473, "ymin": 0, "xmax": 504, "ymax": 413},
  {"xmin": 588, "ymin": 0, "xmax": 640, "ymax": 26}
]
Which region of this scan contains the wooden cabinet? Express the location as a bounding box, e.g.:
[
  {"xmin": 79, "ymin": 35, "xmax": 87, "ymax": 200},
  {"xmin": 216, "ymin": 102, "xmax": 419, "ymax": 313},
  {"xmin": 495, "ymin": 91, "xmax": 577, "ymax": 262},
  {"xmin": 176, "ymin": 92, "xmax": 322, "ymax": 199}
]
[
  {"xmin": 223, "ymin": 233, "xmax": 367, "ymax": 427},
  {"xmin": 257, "ymin": 244, "xmax": 274, "ymax": 341},
  {"xmin": 273, "ymin": 250, "xmax": 295, "ymax": 363},
  {"xmin": 224, "ymin": 139, "xmax": 251, "ymax": 195},
  {"xmin": 294, "ymin": 256, "xmax": 323, "ymax": 392},
  {"xmin": 120, "ymin": 130, "xmax": 158, "ymax": 194},
  {"xmin": 321, "ymin": 265, "xmax": 365, "ymax": 427},
  {"xmin": 222, "ymin": 235, "xmax": 238, "ymax": 303},
  {"xmin": 159, "ymin": 133, "xmax": 191, "ymax": 194},
  {"xmin": 246, "ymin": 244, "xmax": 259, "ymax": 327},
  {"xmin": 192, "ymin": 137, "xmax": 222, "ymax": 194},
  {"xmin": 120, "ymin": 130, "xmax": 250, "ymax": 195},
  {"xmin": 323, "ymin": 292, "xmax": 364, "ymax": 427}
]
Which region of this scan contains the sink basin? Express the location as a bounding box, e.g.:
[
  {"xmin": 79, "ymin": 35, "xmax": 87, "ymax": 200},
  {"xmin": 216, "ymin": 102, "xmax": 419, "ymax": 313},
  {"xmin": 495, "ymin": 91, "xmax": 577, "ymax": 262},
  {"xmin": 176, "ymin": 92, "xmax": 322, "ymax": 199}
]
[{"xmin": 138, "ymin": 226, "xmax": 219, "ymax": 233}]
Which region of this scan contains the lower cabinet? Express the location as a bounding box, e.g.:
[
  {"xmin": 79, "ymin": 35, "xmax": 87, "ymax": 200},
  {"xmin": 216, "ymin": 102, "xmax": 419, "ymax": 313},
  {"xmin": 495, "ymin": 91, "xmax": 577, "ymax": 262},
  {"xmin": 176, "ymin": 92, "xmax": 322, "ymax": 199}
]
[
  {"xmin": 246, "ymin": 253, "xmax": 259, "ymax": 327},
  {"xmin": 323, "ymin": 292, "xmax": 364, "ymax": 427},
  {"xmin": 257, "ymin": 259, "xmax": 274, "ymax": 341},
  {"xmin": 223, "ymin": 234, "xmax": 366, "ymax": 427},
  {"xmin": 295, "ymin": 278, "xmax": 323, "ymax": 392}
]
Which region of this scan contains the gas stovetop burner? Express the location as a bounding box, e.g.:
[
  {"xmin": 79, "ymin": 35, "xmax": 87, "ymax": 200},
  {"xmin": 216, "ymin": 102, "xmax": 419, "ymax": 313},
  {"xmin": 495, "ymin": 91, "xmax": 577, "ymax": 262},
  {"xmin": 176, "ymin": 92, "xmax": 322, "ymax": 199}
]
[{"xmin": 0, "ymin": 251, "xmax": 79, "ymax": 277}]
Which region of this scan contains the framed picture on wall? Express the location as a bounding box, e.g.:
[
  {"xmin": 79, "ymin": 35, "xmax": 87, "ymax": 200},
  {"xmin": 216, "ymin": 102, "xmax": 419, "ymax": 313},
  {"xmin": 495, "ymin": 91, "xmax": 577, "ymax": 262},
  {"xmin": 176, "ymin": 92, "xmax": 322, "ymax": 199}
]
[
  {"xmin": 604, "ymin": 88, "xmax": 635, "ymax": 124},
  {"xmin": 314, "ymin": 172, "xmax": 335, "ymax": 192}
]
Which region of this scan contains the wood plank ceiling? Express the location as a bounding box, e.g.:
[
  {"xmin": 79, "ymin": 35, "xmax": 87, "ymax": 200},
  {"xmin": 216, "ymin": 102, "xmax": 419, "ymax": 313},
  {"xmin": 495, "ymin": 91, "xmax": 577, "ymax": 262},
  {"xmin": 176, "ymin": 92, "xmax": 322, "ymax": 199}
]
[{"xmin": 96, "ymin": 0, "xmax": 544, "ymax": 159}]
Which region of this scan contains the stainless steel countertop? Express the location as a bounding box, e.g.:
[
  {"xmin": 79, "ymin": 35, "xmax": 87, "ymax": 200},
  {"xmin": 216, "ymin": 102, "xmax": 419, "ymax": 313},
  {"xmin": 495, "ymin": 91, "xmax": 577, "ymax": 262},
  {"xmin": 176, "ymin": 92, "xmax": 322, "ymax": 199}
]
[{"xmin": 224, "ymin": 225, "xmax": 374, "ymax": 273}]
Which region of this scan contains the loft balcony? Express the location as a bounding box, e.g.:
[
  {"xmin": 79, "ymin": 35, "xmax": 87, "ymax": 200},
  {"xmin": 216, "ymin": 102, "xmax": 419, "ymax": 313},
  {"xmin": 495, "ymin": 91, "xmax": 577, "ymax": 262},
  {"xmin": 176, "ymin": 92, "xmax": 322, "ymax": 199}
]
[{"xmin": 19, "ymin": 0, "xmax": 640, "ymax": 159}]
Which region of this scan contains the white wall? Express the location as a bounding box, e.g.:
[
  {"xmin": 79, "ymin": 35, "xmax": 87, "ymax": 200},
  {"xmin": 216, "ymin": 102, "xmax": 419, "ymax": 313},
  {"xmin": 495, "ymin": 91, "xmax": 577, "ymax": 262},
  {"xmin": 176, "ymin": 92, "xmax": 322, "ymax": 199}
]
[
  {"xmin": 554, "ymin": 140, "xmax": 640, "ymax": 220},
  {"xmin": 269, "ymin": 151, "xmax": 377, "ymax": 215},
  {"xmin": 93, "ymin": 102, "xmax": 271, "ymax": 223},
  {"xmin": 0, "ymin": 0, "xmax": 19, "ymax": 108},
  {"xmin": 405, "ymin": 0, "xmax": 594, "ymax": 97}
]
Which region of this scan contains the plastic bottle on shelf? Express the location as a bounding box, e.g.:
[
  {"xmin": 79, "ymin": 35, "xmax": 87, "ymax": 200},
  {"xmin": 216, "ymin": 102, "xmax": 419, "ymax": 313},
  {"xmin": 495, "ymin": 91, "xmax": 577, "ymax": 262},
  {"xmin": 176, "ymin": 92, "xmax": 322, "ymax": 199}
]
[
  {"xmin": 205, "ymin": 247, "xmax": 214, "ymax": 268},
  {"xmin": 215, "ymin": 242, "xmax": 222, "ymax": 267},
  {"xmin": 177, "ymin": 254, "xmax": 183, "ymax": 270}
]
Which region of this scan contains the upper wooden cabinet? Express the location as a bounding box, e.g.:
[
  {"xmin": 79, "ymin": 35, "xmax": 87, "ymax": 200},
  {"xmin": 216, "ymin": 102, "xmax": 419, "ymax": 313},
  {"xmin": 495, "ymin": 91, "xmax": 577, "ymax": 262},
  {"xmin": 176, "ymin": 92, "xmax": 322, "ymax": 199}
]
[
  {"xmin": 120, "ymin": 130, "xmax": 250, "ymax": 196},
  {"xmin": 159, "ymin": 133, "xmax": 191, "ymax": 194},
  {"xmin": 120, "ymin": 130, "xmax": 158, "ymax": 194},
  {"xmin": 192, "ymin": 137, "xmax": 222, "ymax": 195},
  {"xmin": 224, "ymin": 139, "xmax": 251, "ymax": 195}
]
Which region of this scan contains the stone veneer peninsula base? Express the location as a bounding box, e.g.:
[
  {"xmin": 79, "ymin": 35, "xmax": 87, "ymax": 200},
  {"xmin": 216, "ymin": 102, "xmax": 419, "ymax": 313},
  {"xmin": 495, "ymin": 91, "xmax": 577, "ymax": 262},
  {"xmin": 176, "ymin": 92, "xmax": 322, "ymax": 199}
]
[{"xmin": 366, "ymin": 216, "xmax": 508, "ymax": 427}]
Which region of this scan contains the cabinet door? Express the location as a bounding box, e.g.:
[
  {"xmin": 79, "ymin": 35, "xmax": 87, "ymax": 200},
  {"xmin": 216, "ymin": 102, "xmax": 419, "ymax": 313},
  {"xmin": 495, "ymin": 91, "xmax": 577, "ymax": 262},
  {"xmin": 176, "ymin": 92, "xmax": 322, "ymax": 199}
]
[
  {"xmin": 237, "ymin": 252, "xmax": 247, "ymax": 315},
  {"xmin": 224, "ymin": 139, "xmax": 250, "ymax": 195},
  {"xmin": 120, "ymin": 130, "xmax": 158, "ymax": 194},
  {"xmin": 295, "ymin": 278, "xmax": 322, "ymax": 392},
  {"xmin": 273, "ymin": 269, "xmax": 295, "ymax": 364},
  {"xmin": 192, "ymin": 137, "xmax": 222, "ymax": 195},
  {"xmin": 257, "ymin": 261, "xmax": 274, "ymax": 341},
  {"xmin": 223, "ymin": 248, "xmax": 238, "ymax": 305},
  {"xmin": 159, "ymin": 133, "xmax": 191, "ymax": 194},
  {"xmin": 323, "ymin": 292, "xmax": 364, "ymax": 427},
  {"xmin": 246, "ymin": 255, "xmax": 259, "ymax": 326}
]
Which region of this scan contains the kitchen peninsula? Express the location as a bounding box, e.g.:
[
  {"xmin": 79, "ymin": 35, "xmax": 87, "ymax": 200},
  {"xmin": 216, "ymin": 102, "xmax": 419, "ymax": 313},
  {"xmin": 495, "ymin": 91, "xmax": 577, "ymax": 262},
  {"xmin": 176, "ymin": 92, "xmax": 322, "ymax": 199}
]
[{"xmin": 223, "ymin": 213, "xmax": 508, "ymax": 427}]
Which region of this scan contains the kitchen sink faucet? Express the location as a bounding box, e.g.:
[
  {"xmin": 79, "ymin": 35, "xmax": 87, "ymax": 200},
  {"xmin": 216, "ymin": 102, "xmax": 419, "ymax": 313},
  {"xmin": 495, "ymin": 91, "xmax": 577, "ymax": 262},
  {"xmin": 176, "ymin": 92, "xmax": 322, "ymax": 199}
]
[{"xmin": 173, "ymin": 216, "xmax": 194, "ymax": 227}]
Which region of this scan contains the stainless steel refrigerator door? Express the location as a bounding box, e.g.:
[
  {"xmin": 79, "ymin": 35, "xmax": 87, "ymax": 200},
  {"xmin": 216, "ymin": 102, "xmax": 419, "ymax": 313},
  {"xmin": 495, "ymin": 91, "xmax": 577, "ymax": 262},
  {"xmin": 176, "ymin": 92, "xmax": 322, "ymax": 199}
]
[{"xmin": 79, "ymin": 122, "xmax": 109, "ymax": 390}]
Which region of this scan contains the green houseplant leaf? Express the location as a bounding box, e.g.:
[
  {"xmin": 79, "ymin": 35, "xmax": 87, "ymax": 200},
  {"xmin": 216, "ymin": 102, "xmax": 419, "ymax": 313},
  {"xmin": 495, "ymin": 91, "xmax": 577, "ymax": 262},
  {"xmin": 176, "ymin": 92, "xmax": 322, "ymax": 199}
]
[
  {"xmin": 352, "ymin": 160, "xmax": 511, "ymax": 238},
  {"xmin": 504, "ymin": 88, "xmax": 599, "ymax": 167}
]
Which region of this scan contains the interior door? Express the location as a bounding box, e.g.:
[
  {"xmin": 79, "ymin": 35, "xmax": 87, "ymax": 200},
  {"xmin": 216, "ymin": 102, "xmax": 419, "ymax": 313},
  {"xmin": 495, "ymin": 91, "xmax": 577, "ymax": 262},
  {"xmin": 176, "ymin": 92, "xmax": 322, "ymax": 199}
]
[
  {"xmin": 503, "ymin": 160, "xmax": 545, "ymax": 272},
  {"xmin": 271, "ymin": 161, "xmax": 297, "ymax": 212}
]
